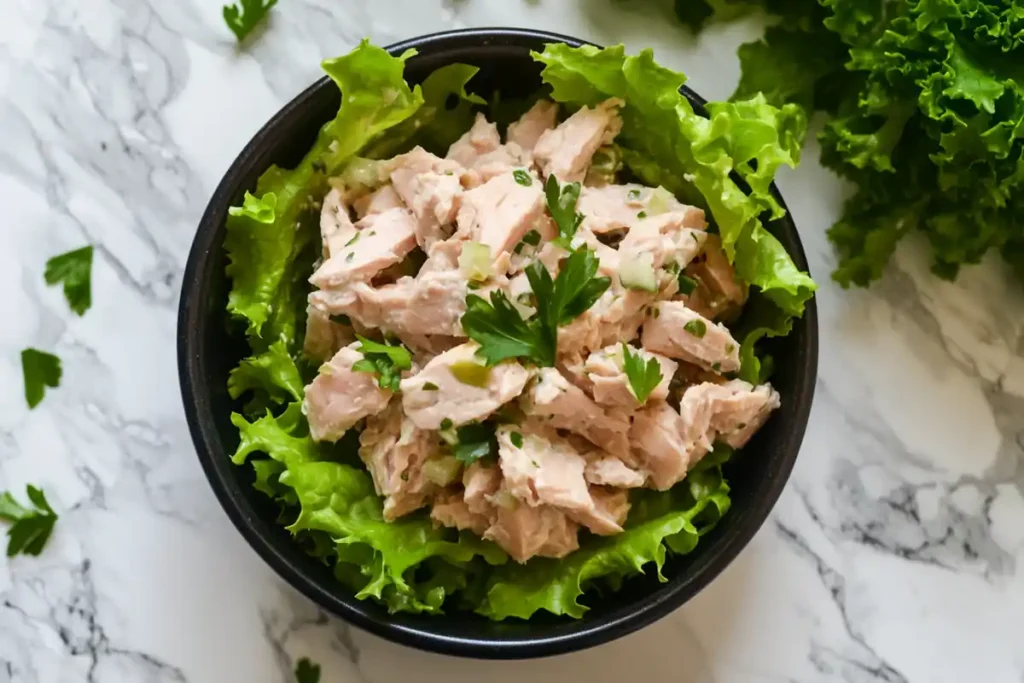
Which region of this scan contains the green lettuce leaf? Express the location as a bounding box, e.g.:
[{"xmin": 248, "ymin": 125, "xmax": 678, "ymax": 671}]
[
  {"xmin": 225, "ymin": 41, "xmax": 423, "ymax": 347},
  {"xmin": 228, "ymin": 339, "xmax": 304, "ymax": 414},
  {"xmin": 478, "ymin": 464, "xmax": 731, "ymax": 620},
  {"xmin": 533, "ymin": 43, "xmax": 816, "ymax": 317}
]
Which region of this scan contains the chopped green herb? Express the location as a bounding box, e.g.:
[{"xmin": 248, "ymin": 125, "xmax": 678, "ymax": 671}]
[
  {"xmin": 725, "ymin": 343, "xmax": 736, "ymax": 354},
  {"xmin": 684, "ymin": 319, "xmax": 707, "ymax": 338},
  {"xmin": 352, "ymin": 336, "xmax": 412, "ymax": 392},
  {"xmin": 330, "ymin": 314, "xmax": 352, "ymax": 326},
  {"xmin": 423, "ymin": 382, "xmax": 439, "ymax": 391},
  {"xmin": 401, "ymin": 471, "xmax": 410, "ymax": 481},
  {"xmin": 467, "ymin": 281, "xmax": 482, "ymax": 290},
  {"xmin": 510, "ymin": 432, "xmax": 523, "ymax": 448},
  {"xmin": 344, "ymin": 232, "xmax": 360, "ymax": 247},
  {"xmin": 513, "ymin": 169, "xmax": 533, "ymax": 186},
  {"xmin": 295, "ymin": 657, "xmax": 321, "ymax": 683},
  {"xmin": 453, "ymin": 422, "xmax": 497, "ymax": 464},
  {"xmin": 544, "ymin": 175, "xmax": 583, "ymax": 247},
  {"xmin": 44, "ymin": 246, "xmax": 93, "ymax": 316},
  {"xmin": 637, "ymin": 211, "xmax": 647, "ymax": 219},
  {"xmin": 664, "ymin": 261, "xmax": 681, "ymax": 275},
  {"xmin": 345, "ymin": 252, "xmax": 354, "ymax": 262},
  {"xmin": 522, "ymin": 229, "xmax": 542, "ymax": 246},
  {"xmin": 222, "ymin": 0, "xmax": 278, "ymax": 42},
  {"xmin": 0, "ymin": 485, "xmax": 58, "ymax": 557},
  {"xmin": 461, "ymin": 247, "xmax": 611, "ymax": 367},
  {"xmin": 627, "ymin": 188, "xmax": 642, "ymax": 200},
  {"xmin": 653, "ymin": 307, "xmax": 661, "ymax": 319},
  {"xmin": 21, "ymin": 348, "xmax": 61, "ymax": 409},
  {"xmin": 368, "ymin": 230, "xmax": 376, "ymax": 236},
  {"xmin": 621, "ymin": 343, "xmax": 663, "ymax": 405},
  {"xmin": 440, "ymin": 418, "xmax": 453, "ymax": 430},
  {"xmin": 711, "ymin": 362, "xmax": 721, "ymax": 372},
  {"xmin": 678, "ymin": 274, "xmax": 698, "ymax": 296},
  {"xmin": 531, "ymin": 459, "xmax": 540, "ymax": 467},
  {"xmin": 513, "ymin": 243, "xmax": 525, "ymax": 255}
]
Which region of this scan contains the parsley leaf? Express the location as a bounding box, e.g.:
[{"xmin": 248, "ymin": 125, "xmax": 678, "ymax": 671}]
[
  {"xmin": 544, "ymin": 175, "xmax": 584, "ymax": 247},
  {"xmin": 44, "ymin": 246, "xmax": 93, "ymax": 316},
  {"xmin": 0, "ymin": 485, "xmax": 58, "ymax": 557},
  {"xmin": 462, "ymin": 291, "xmax": 547, "ymax": 366},
  {"xmin": 684, "ymin": 319, "xmax": 707, "ymax": 338},
  {"xmin": 462, "ymin": 248, "xmax": 611, "ymax": 367},
  {"xmin": 223, "ymin": 0, "xmax": 278, "ymax": 42},
  {"xmin": 294, "ymin": 658, "xmax": 321, "ymax": 683},
  {"xmin": 353, "ymin": 336, "xmax": 412, "ymax": 393},
  {"xmin": 453, "ymin": 422, "xmax": 498, "ymax": 464},
  {"xmin": 21, "ymin": 348, "xmax": 61, "ymax": 409},
  {"xmin": 621, "ymin": 343, "xmax": 663, "ymax": 405}
]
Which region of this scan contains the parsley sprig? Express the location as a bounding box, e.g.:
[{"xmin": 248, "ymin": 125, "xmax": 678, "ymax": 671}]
[
  {"xmin": 352, "ymin": 336, "xmax": 412, "ymax": 392},
  {"xmin": 223, "ymin": 0, "xmax": 278, "ymax": 42},
  {"xmin": 44, "ymin": 246, "xmax": 93, "ymax": 316},
  {"xmin": 0, "ymin": 485, "xmax": 58, "ymax": 557},
  {"xmin": 621, "ymin": 343, "xmax": 663, "ymax": 405},
  {"xmin": 545, "ymin": 175, "xmax": 584, "ymax": 248},
  {"xmin": 21, "ymin": 348, "xmax": 61, "ymax": 409},
  {"xmin": 295, "ymin": 658, "xmax": 321, "ymax": 683},
  {"xmin": 461, "ymin": 247, "xmax": 611, "ymax": 367}
]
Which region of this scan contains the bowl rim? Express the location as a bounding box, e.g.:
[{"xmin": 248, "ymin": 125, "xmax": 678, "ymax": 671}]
[{"xmin": 177, "ymin": 26, "xmax": 818, "ymax": 659}]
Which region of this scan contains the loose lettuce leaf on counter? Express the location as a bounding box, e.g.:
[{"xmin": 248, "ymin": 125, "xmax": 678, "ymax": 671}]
[
  {"xmin": 533, "ymin": 43, "xmax": 815, "ymax": 318},
  {"xmin": 477, "ymin": 465, "xmax": 731, "ymax": 620}
]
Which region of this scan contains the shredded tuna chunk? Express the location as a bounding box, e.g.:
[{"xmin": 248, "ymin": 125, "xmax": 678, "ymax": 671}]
[
  {"xmin": 359, "ymin": 401, "xmax": 438, "ymax": 520},
  {"xmin": 310, "ymin": 208, "xmax": 418, "ymax": 290},
  {"xmin": 506, "ymin": 100, "xmax": 559, "ymax": 152},
  {"xmin": 456, "ymin": 172, "xmax": 545, "ymax": 260},
  {"xmin": 534, "ymin": 98, "xmax": 624, "ymax": 182},
  {"xmin": 642, "ymin": 301, "xmax": 741, "ymax": 373},
  {"xmin": 302, "ymin": 344, "xmax": 391, "ymax": 443},
  {"xmin": 484, "ymin": 492, "xmax": 580, "ymax": 563}
]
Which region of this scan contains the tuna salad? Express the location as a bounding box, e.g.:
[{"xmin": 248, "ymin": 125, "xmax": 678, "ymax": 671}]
[{"xmin": 224, "ymin": 41, "xmax": 815, "ymax": 620}]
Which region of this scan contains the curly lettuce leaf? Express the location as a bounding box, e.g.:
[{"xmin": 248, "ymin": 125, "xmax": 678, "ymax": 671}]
[
  {"xmin": 228, "ymin": 339, "xmax": 304, "ymax": 415},
  {"xmin": 477, "ymin": 465, "xmax": 731, "ymax": 620},
  {"xmin": 225, "ymin": 41, "xmax": 423, "ymax": 346},
  {"xmin": 533, "ymin": 43, "xmax": 815, "ymax": 317}
]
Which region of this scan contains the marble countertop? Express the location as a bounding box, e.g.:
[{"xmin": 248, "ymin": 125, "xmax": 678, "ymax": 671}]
[{"xmin": 2, "ymin": 1, "xmax": 1023, "ymax": 681}]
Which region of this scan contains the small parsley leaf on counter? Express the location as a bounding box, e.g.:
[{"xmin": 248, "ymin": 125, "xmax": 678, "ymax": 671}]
[
  {"xmin": 223, "ymin": 0, "xmax": 278, "ymax": 42},
  {"xmin": 0, "ymin": 485, "xmax": 58, "ymax": 557},
  {"xmin": 21, "ymin": 348, "xmax": 61, "ymax": 409},
  {"xmin": 44, "ymin": 246, "xmax": 93, "ymax": 316}
]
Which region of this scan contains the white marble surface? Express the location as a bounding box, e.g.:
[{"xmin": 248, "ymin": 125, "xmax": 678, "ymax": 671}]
[{"xmin": 2, "ymin": 1, "xmax": 1023, "ymax": 681}]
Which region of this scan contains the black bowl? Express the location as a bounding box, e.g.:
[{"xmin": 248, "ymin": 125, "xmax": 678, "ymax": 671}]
[{"xmin": 178, "ymin": 27, "xmax": 818, "ymax": 659}]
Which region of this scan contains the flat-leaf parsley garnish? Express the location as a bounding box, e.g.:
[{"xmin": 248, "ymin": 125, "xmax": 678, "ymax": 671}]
[
  {"xmin": 461, "ymin": 247, "xmax": 610, "ymax": 367},
  {"xmin": 352, "ymin": 336, "xmax": 412, "ymax": 392},
  {"xmin": 544, "ymin": 175, "xmax": 584, "ymax": 248},
  {"xmin": 223, "ymin": 0, "xmax": 278, "ymax": 42},
  {"xmin": 21, "ymin": 348, "xmax": 61, "ymax": 409},
  {"xmin": 0, "ymin": 485, "xmax": 59, "ymax": 557},
  {"xmin": 44, "ymin": 246, "xmax": 93, "ymax": 316}
]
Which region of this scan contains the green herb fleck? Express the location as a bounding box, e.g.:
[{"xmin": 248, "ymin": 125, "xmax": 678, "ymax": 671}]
[
  {"xmin": 352, "ymin": 336, "xmax": 412, "ymax": 392},
  {"xmin": 513, "ymin": 169, "xmax": 532, "ymax": 186},
  {"xmin": 423, "ymin": 382, "xmax": 439, "ymax": 391},
  {"xmin": 627, "ymin": 188, "xmax": 642, "ymax": 200},
  {"xmin": 637, "ymin": 211, "xmax": 647, "ymax": 219},
  {"xmin": 440, "ymin": 418, "xmax": 453, "ymax": 430},
  {"xmin": 44, "ymin": 246, "xmax": 93, "ymax": 316},
  {"xmin": 684, "ymin": 319, "xmax": 707, "ymax": 338},
  {"xmin": 344, "ymin": 232, "xmax": 360, "ymax": 247},
  {"xmin": 453, "ymin": 422, "xmax": 497, "ymax": 464},
  {"xmin": 0, "ymin": 485, "xmax": 58, "ymax": 557},
  {"xmin": 21, "ymin": 348, "xmax": 61, "ymax": 409},
  {"xmin": 678, "ymin": 274, "xmax": 698, "ymax": 296},
  {"xmin": 345, "ymin": 252, "xmax": 354, "ymax": 263},
  {"xmin": 510, "ymin": 432, "xmax": 523, "ymax": 448},
  {"xmin": 522, "ymin": 229, "xmax": 541, "ymax": 246},
  {"xmin": 544, "ymin": 175, "xmax": 583, "ymax": 247},
  {"xmin": 711, "ymin": 362, "xmax": 721, "ymax": 372},
  {"xmin": 295, "ymin": 657, "xmax": 321, "ymax": 683}
]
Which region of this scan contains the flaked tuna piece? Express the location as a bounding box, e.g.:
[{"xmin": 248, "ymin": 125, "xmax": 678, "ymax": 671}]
[
  {"xmin": 618, "ymin": 210, "xmax": 708, "ymax": 273},
  {"xmin": 523, "ymin": 368, "xmax": 632, "ymax": 458},
  {"xmin": 568, "ymin": 486, "xmax": 630, "ymax": 536},
  {"xmin": 303, "ymin": 304, "xmax": 355, "ymax": 362},
  {"xmin": 390, "ymin": 147, "xmax": 465, "ymax": 249},
  {"xmin": 683, "ymin": 234, "xmax": 748, "ymax": 320},
  {"xmin": 629, "ymin": 400, "xmax": 695, "ymax": 490},
  {"xmin": 534, "ymin": 98, "xmax": 623, "ymax": 182},
  {"xmin": 507, "ymin": 100, "xmax": 559, "ymax": 152},
  {"xmin": 584, "ymin": 345, "xmax": 678, "ymax": 409},
  {"xmin": 303, "ymin": 344, "xmax": 391, "ymax": 443},
  {"xmin": 496, "ymin": 425, "xmax": 593, "ymax": 513},
  {"xmin": 456, "ymin": 172, "xmax": 545, "ymax": 259},
  {"xmin": 557, "ymin": 286, "xmax": 655, "ymax": 357},
  {"xmin": 705, "ymin": 379, "xmax": 781, "ymax": 448},
  {"xmin": 577, "ymin": 184, "xmax": 649, "ymax": 234},
  {"xmin": 359, "ymin": 401, "xmax": 438, "ymax": 520},
  {"xmin": 353, "ymin": 184, "xmax": 404, "ymax": 219},
  {"xmin": 398, "ymin": 333, "xmax": 463, "ymax": 365},
  {"xmin": 446, "ymin": 113, "xmax": 502, "ymax": 167},
  {"xmin": 309, "ymin": 208, "xmax": 418, "ymax": 290},
  {"xmin": 484, "ymin": 494, "xmax": 580, "ymax": 563},
  {"xmin": 584, "ymin": 454, "xmax": 646, "ymax": 489},
  {"xmin": 557, "ymin": 352, "xmax": 594, "ymax": 396},
  {"xmin": 432, "ymin": 491, "xmax": 490, "ymax": 536},
  {"xmin": 642, "ymin": 301, "xmax": 741, "ymax": 373},
  {"xmin": 311, "ymin": 268, "xmax": 468, "ymax": 338},
  {"xmin": 468, "ymin": 143, "xmax": 534, "ymax": 185},
  {"xmin": 401, "ymin": 343, "xmax": 532, "ymax": 429},
  {"xmin": 463, "ymin": 461, "xmax": 502, "ymax": 515},
  {"xmin": 320, "ymin": 187, "xmax": 357, "ymax": 257}
]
